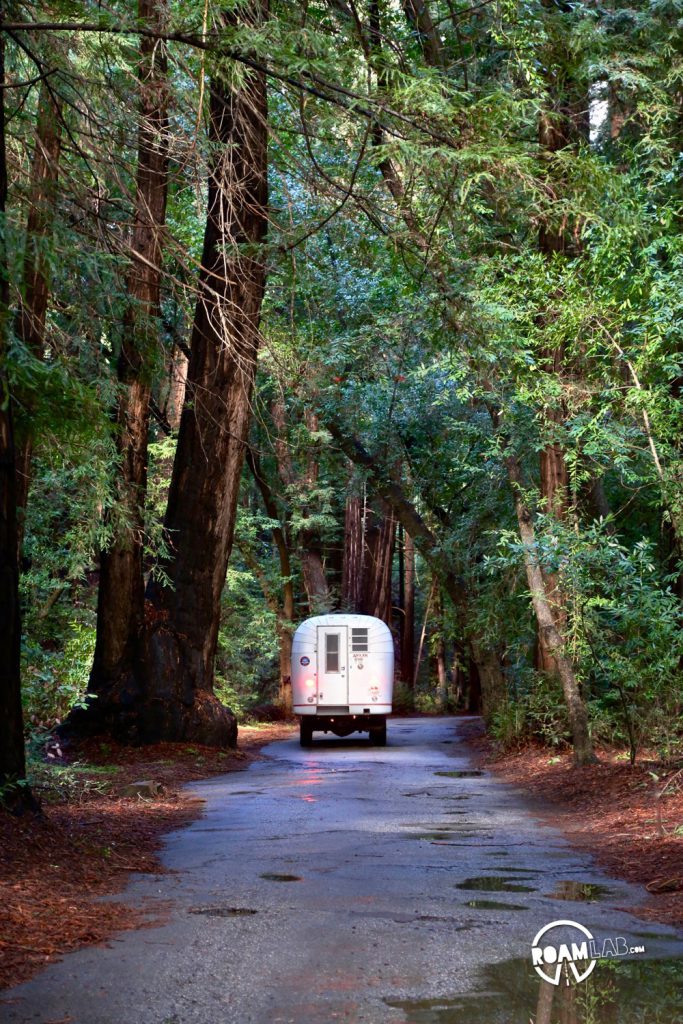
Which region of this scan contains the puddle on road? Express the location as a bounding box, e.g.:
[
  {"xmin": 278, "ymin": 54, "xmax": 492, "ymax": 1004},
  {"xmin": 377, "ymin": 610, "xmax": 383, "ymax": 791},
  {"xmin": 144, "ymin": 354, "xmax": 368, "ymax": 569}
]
[
  {"xmin": 385, "ymin": 957, "xmax": 683, "ymax": 1023},
  {"xmin": 188, "ymin": 905, "xmax": 257, "ymax": 917},
  {"xmin": 455, "ymin": 876, "xmax": 536, "ymax": 893},
  {"xmin": 260, "ymin": 873, "xmax": 302, "ymax": 882},
  {"xmin": 464, "ymin": 899, "xmax": 528, "ymax": 911},
  {"xmin": 434, "ymin": 770, "xmax": 483, "ymax": 779},
  {"xmin": 547, "ymin": 880, "xmax": 612, "ymax": 902}
]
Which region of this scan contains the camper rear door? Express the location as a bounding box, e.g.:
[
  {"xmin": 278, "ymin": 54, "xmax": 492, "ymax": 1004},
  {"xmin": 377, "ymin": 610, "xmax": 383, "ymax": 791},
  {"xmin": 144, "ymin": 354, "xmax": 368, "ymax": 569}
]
[{"xmin": 317, "ymin": 625, "xmax": 348, "ymax": 706}]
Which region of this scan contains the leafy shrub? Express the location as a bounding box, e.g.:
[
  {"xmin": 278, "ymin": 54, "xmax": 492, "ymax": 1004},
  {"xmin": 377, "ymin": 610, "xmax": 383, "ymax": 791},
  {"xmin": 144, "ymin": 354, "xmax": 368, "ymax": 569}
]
[
  {"xmin": 392, "ymin": 683, "xmax": 415, "ymax": 713},
  {"xmin": 22, "ymin": 621, "xmax": 96, "ymax": 728}
]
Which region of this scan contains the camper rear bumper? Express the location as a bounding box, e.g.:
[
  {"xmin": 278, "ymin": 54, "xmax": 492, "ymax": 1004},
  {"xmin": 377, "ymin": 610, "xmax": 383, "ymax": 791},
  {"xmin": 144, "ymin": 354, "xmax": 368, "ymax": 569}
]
[
  {"xmin": 297, "ymin": 712, "xmax": 387, "ymax": 735},
  {"xmin": 294, "ymin": 705, "xmax": 391, "ymax": 717}
]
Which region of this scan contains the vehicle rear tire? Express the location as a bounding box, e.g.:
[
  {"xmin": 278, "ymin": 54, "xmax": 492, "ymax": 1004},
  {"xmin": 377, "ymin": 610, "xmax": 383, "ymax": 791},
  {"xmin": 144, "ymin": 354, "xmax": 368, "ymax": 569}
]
[
  {"xmin": 300, "ymin": 719, "xmax": 313, "ymax": 747},
  {"xmin": 369, "ymin": 723, "xmax": 387, "ymax": 747}
]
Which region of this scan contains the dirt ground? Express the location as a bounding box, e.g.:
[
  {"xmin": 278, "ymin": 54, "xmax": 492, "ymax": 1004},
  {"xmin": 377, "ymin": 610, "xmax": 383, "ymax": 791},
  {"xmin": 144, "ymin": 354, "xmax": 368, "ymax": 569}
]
[
  {"xmin": 0, "ymin": 723, "xmax": 295, "ymax": 991},
  {"xmin": 459, "ymin": 720, "xmax": 683, "ymax": 927}
]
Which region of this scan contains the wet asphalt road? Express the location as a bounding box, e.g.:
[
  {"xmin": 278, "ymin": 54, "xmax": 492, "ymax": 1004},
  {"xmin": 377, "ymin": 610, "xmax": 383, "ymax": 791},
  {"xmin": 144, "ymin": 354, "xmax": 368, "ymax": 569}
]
[{"xmin": 1, "ymin": 717, "xmax": 681, "ymax": 1024}]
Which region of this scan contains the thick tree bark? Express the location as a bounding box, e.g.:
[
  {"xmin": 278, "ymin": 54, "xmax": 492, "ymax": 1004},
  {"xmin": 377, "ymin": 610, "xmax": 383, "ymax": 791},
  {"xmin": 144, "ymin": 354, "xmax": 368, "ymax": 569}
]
[
  {"xmin": 0, "ymin": 31, "xmax": 37, "ymax": 813},
  {"xmin": 15, "ymin": 79, "xmax": 62, "ymax": 552},
  {"xmin": 69, "ymin": 0, "xmax": 170, "ymax": 738},
  {"xmin": 141, "ymin": 7, "xmax": 268, "ymax": 745},
  {"xmin": 162, "ymin": 345, "xmax": 188, "ymax": 431},
  {"xmin": 506, "ymin": 454, "xmax": 596, "ymax": 765},
  {"xmin": 342, "ymin": 493, "xmax": 364, "ymax": 610}
]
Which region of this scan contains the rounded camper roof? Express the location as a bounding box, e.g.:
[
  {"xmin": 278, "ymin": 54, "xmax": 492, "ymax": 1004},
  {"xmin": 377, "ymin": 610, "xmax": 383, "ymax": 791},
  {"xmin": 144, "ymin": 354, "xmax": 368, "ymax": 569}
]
[{"xmin": 293, "ymin": 613, "xmax": 392, "ymax": 641}]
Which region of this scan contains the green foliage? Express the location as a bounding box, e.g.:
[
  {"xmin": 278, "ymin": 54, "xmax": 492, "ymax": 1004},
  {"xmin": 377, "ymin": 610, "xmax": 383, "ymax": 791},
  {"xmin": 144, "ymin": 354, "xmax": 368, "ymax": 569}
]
[
  {"xmin": 22, "ymin": 621, "xmax": 96, "ymax": 729},
  {"xmin": 214, "ymin": 511, "xmax": 282, "ymax": 716},
  {"xmin": 26, "ymin": 752, "xmax": 118, "ymax": 805},
  {"xmin": 7, "ymin": 0, "xmax": 683, "ymax": 764}
]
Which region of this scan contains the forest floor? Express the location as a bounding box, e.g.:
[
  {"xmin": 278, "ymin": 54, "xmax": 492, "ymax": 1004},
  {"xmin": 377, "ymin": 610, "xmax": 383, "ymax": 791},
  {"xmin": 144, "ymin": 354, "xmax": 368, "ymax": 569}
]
[
  {"xmin": 0, "ymin": 721, "xmax": 295, "ymax": 991},
  {"xmin": 460, "ymin": 720, "xmax": 683, "ymax": 928}
]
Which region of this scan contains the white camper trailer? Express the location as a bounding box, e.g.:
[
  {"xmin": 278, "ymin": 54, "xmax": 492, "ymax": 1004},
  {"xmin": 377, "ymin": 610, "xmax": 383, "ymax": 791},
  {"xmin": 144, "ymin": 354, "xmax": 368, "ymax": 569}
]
[{"xmin": 292, "ymin": 614, "xmax": 394, "ymax": 747}]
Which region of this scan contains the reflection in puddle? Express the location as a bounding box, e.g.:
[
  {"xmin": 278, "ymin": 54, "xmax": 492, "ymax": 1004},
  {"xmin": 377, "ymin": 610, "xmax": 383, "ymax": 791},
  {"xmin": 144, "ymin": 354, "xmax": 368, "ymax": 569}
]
[
  {"xmin": 455, "ymin": 876, "xmax": 536, "ymax": 893},
  {"xmin": 385, "ymin": 957, "xmax": 683, "ymax": 1022},
  {"xmin": 548, "ymin": 880, "xmax": 612, "ymax": 902}
]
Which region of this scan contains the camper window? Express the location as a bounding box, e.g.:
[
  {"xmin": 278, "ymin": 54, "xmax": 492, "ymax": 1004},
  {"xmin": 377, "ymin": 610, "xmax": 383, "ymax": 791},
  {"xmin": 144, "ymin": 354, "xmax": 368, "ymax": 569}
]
[
  {"xmin": 325, "ymin": 633, "xmax": 340, "ymax": 672},
  {"xmin": 351, "ymin": 628, "xmax": 368, "ymax": 653}
]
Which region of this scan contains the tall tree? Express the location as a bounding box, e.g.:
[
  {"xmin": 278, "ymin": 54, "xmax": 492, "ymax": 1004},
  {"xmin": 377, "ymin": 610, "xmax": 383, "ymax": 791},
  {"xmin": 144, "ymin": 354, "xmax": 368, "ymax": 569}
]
[
  {"xmin": 141, "ymin": 2, "xmax": 269, "ymax": 744},
  {"xmin": 68, "ymin": 0, "xmax": 171, "ymax": 738},
  {"xmin": 0, "ymin": 29, "xmax": 36, "ymax": 812}
]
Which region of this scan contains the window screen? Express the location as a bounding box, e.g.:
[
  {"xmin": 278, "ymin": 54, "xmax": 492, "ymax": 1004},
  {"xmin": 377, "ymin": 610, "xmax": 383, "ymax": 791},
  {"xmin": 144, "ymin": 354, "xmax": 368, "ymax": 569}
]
[
  {"xmin": 325, "ymin": 633, "xmax": 340, "ymax": 672},
  {"xmin": 351, "ymin": 628, "xmax": 368, "ymax": 653}
]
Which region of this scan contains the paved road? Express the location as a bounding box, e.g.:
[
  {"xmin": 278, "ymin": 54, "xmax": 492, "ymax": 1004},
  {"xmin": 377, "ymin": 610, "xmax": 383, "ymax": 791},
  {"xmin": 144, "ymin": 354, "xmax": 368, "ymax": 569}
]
[{"xmin": 2, "ymin": 718, "xmax": 682, "ymax": 1023}]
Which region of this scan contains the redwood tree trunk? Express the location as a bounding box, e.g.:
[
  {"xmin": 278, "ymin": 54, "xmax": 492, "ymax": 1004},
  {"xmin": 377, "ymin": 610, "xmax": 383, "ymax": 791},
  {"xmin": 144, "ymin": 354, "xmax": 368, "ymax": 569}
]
[
  {"xmin": 0, "ymin": 31, "xmax": 37, "ymax": 812},
  {"xmin": 362, "ymin": 506, "xmax": 396, "ymax": 625},
  {"xmin": 142, "ymin": 9, "xmax": 268, "ymax": 745},
  {"xmin": 342, "ymin": 493, "xmax": 364, "ymax": 611},
  {"xmin": 342, "ymin": 488, "xmax": 395, "ymax": 625},
  {"xmin": 71, "ymin": 0, "xmax": 170, "ymax": 737},
  {"xmin": 162, "ymin": 345, "xmax": 188, "ymax": 431},
  {"xmin": 15, "ymin": 79, "xmax": 62, "ymax": 551}
]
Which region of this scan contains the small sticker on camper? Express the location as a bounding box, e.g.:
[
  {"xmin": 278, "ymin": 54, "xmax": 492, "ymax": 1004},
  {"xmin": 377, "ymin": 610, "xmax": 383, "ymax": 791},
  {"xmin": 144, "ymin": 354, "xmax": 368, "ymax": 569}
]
[{"xmin": 300, "ymin": 656, "xmax": 310, "ymax": 666}]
